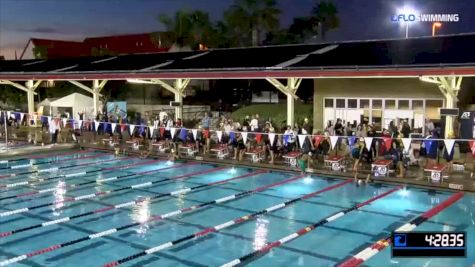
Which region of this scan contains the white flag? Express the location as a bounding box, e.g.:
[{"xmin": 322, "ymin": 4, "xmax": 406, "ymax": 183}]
[
  {"xmin": 47, "ymin": 116, "xmax": 52, "ymax": 124},
  {"xmin": 298, "ymin": 135, "xmax": 307, "ymax": 148},
  {"xmin": 78, "ymin": 120, "xmax": 83, "ymax": 129},
  {"xmin": 20, "ymin": 113, "xmax": 25, "ymax": 122},
  {"xmin": 217, "ymin": 131, "xmax": 223, "ymax": 142},
  {"xmin": 94, "ymin": 120, "xmax": 99, "ymax": 131},
  {"xmin": 401, "ymin": 138, "xmax": 411, "ymax": 153},
  {"xmin": 192, "ymin": 129, "xmax": 198, "ymax": 140},
  {"xmin": 111, "ymin": 123, "xmax": 117, "ymax": 133},
  {"xmin": 149, "ymin": 125, "xmax": 155, "ymax": 135},
  {"xmin": 7, "ymin": 111, "xmax": 10, "ymax": 118},
  {"xmin": 330, "ymin": 136, "xmax": 339, "ymax": 150},
  {"xmin": 62, "ymin": 118, "xmax": 67, "ymax": 127},
  {"xmin": 241, "ymin": 132, "xmax": 248, "ymax": 144},
  {"xmin": 268, "ymin": 133, "xmax": 276, "ymax": 145},
  {"xmin": 170, "ymin": 127, "xmax": 176, "ymax": 139},
  {"xmin": 444, "ymin": 139, "xmax": 456, "ymax": 155},
  {"xmin": 129, "ymin": 124, "xmax": 136, "ymax": 135},
  {"xmin": 364, "ymin": 137, "xmax": 373, "ymax": 150}
]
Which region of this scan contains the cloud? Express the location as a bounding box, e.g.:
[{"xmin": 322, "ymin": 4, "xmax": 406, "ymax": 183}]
[{"xmin": 29, "ymin": 27, "xmax": 59, "ymax": 33}]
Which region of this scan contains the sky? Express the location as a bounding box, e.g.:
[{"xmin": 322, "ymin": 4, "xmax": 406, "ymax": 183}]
[{"xmin": 0, "ymin": 0, "xmax": 474, "ymax": 59}]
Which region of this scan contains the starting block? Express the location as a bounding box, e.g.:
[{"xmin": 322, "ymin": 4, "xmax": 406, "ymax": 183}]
[
  {"xmin": 245, "ymin": 149, "xmax": 264, "ymax": 163},
  {"xmin": 126, "ymin": 140, "xmax": 141, "ymax": 150},
  {"xmin": 283, "ymin": 151, "xmax": 300, "ymax": 167},
  {"xmin": 210, "ymin": 144, "xmax": 229, "ymax": 159},
  {"xmin": 179, "ymin": 144, "xmax": 197, "ymax": 157},
  {"xmin": 152, "ymin": 141, "xmax": 168, "ymax": 153},
  {"xmin": 424, "ymin": 164, "xmax": 448, "ymax": 183},
  {"xmin": 324, "ymin": 156, "xmax": 345, "ymax": 171},
  {"xmin": 371, "ymin": 159, "xmax": 393, "ymax": 177}
]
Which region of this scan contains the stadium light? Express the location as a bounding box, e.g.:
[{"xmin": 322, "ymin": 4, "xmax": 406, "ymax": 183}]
[
  {"xmin": 397, "ymin": 6, "xmax": 419, "ymax": 38},
  {"xmin": 432, "ymin": 22, "xmax": 442, "ymax": 36}
]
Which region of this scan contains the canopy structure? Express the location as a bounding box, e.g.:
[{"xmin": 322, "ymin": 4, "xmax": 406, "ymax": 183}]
[
  {"xmin": 1, "ymin": 33, "xmax": 475, "ymax": 135},
  {"xmin": 49, "ymin": 93, "xmax": 98, "ymax": 119}
]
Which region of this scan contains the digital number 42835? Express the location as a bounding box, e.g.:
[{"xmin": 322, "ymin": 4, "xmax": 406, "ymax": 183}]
[{"xmin": 425, "ymin": 234, "xmax": 464, "ymax": 247}]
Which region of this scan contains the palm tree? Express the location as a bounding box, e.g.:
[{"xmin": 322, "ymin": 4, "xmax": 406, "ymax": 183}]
[
  {"xmin": 225, "ymin": 0, "xmax": 281, "ymax": 47},
  {"xmin": 312, "ymin": 1, "xmax": 339, "ymax": 41}
]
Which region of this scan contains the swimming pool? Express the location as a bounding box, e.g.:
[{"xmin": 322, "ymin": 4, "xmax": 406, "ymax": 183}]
[{"xmin": 0, "ymin": 150, "xmax": 474, "ymax": 267}]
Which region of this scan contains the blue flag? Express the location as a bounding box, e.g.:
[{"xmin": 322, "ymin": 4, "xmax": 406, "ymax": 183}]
[
  {"xmin": 180, "ymin": 128, "xmax": 187, "ymax": 141},
  {"xmin": 283, "ymin": 134, "xmax": 290, "ymax": 145},
  {"xmin": 229, "ymin": 132, "xmax": 235, "ymax": 142},
  {"xmin": 348, "ymin": 136, "xmax": 356, "ymax": 147},
  {"xmin": 424, "ymin": 139, "xmax": 433, "ymax": 155}
]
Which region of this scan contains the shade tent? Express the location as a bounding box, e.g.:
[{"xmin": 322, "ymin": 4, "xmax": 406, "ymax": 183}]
[{"xmin": 49, "ymin": 93, "xmax": 98, "ymax": 119}]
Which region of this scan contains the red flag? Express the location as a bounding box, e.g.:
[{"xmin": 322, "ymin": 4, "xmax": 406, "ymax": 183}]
[
  {"xmin": 159, "ymin": 127, "xmax": 165, "ymax": 136},
  {"xmin": 469, "ymin": 140, "xmax": 475, "ymax": 156},
  {"xmin": 313, "ymin": 135, "xmax": 323, "ymax": 147},
  {"xmin": 383, "ymin": 137, "xmax": 392, "ymax": 151},
  {"xmin": 255, "ymin": 133, "xmax": 262, "ymax": 143},
  {"xmin": 120, "ymin": 124, "xmax": 126, "ymax": 132}
]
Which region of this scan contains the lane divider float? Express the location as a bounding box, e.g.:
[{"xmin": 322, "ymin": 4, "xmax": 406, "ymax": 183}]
[
  {"xmin": 0, "ymin": 171, "xmax": 305, "ymax": 265},
  {"xmin": 0, "ymin": 149, "xmax": 95, "ymax": 165},
  {"xmin": 0, "ymin": 150, "xmax": 94, "ymax": 170},
  {"xmin": 218, "ymin": 185, "xmax": 404, "ymax": 267},
  {"xmin": 0, "ymin": 165, "xmax": 233, "ymax": 236},
  {"xmin": 337, "ymin": 191, "xmax": 464, "ymax": 267},
  {"xmin": 102, "ymin": 179, "xmax": 353, "ymax": 267}
]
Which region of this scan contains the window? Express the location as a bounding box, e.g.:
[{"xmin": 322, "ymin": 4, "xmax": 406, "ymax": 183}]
[
  {"xmin": 336, "ymin": 99, "xmax": 345, "ymax": 108},
  {"xmin": 413, "ymin": 100, "xmax": 423, "ymax": 110},
  {"xmin": 348, "ymin": 99, "xmax": 357, "ymax": 108},
  {"xmin": 398, "ymin": 100, "xmax": 409, "ymax": 109},
  {"xmin": 360, "ymin": 99, "xmax": 370, "ymax": 109},
  {"xmin": 385, "ymin": 99, "xmax": 396, "ymax": 109},
  {"xmin": 372, "ymin": 99, "xmax": 382, "ymax": 109},
  {"xmin": 324, "ymin": 98, "xmax": 334, "ymax": 108},
  {"xmin": 425, "ymin": 99, "xmax": 444, "ymax": 120}
]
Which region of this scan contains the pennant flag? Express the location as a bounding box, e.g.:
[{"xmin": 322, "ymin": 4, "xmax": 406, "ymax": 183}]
[
  {"xmin": 217, "ymin": 131, "xmax": 223, "ymax": 142},
  {"xmin": 364, "ymin": 137, "xmax": 373, "ymax": 150},
  {"xmin": 255, "ymin": 133, "xmax": 262, "ymax": 144},
  {"xmin": 229, "ymin": 131, "xmax": 235, "ymax": 142},
  {"xmin": 62, "ymin": 118, "xmax": 67, "ymax": 127},
  {"xmin": 424, "ymin": 139, "xmax": 433, "ymax": 155},
  {"xmin": 120, "ymin": 124, "xmax": 126, "ymax": 133},
  {"xmin": 159, "ymin": 127, "xmax": 165, "ymax": 137},
  {"xmin": 314, "ymin": 135, "xmax": 324, "ymax": 147},
  {"xmin": 129, "ymin": 124, "xmax": 136, "ymax": 135},
  {"xmin": 348, "ymin": 136, "xmax": 356, "ymax": 147},
  {"xmin": 283, "ymin": 134, "xmax": 290, "ymax": 145},
  {"xmin": 20, "ymin": 113, "xmax": 25, "ymax": 122},
  {"xmin": 180, "ymin": 128, "xmax": 187, "ymax": 141},
  {"xmin": 47, "ymin": 116, "xmax": 52, "ymax": 124},
  {"xmin": 78, "ymin": 120, "xmax": 83, "ymax": 129},
  {"xmin": 330, "ymin": 136, "xmax": 339, "ymax": 150},
  {"xmin": 469, "ymin": 140, "xmax": 475, "ymax": 156},
  {"xmin": 170, "ymin": 127, "xmax": 176, "ymax": 139},
  {"xmin": 383, "ymin": 137, "xmax": 392, "ymax": 151},
  {"xmin": 111, "ymin": 123, "xmax": 117, "ymax": 133},
  {"xmin": 192, "ymin": 129, "xmax": 198, "ymax": 141},
  {"xmin": 139, "ymin": 126, "xmax": 144, "ymax": 135},
  {"xmin": 241, "ymin": 132, "xmax": 248, "ymax": 144},
  {"xmin": 268, "ymin": 133, "xmax": 275, "ymax": 146},
  {"xmin": 298, "ymin": 135, "xmax": 307, "ymax": 148},
  {"xmin": 401, "ymin": 138, "xmax": 411, "ymax": 153},
  {"xmin": 149, "ymin": 125, "xmax": 155, "ymax": 135},
  {"xmin": 7, "ymin": 111, "xmax": 10, "ymax": 118},
  {"xmin": 444, "ymin": 139, "xmax": 456, "ymax": 156},
  {"xmin": 94, "ymin": 120, "xmax": 99, "ymax": 131}
]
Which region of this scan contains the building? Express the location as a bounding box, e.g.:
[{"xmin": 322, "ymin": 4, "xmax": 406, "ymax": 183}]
[{"xmin": 20, "ymin": 32, "xmax": 173, "ymax": 59}]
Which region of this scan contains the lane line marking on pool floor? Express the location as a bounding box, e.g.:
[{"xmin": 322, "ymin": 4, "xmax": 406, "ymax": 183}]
[
  {"xmin": 0, "ymin": 153, "xmax": 119, "ymax": 180},
  {"xmin": 0, "ymin": 150, "xmax": 95, "ymax": 170},
  {"xmin": 101, "ymin": 179, "xmax": 353, "ymax": 267},
  {"xmin": 0, "ymin": 164, "xmax": 233, "ymax": 236},
  {"xmin": 0, "ymin": 149, "xmax": 98, "ymax": 165},
  {"xmin": 337, "ymin": 191, "xmax": 464, "ymax": 267},
  {"xmin": 0, "ymin": 156, "xmax": 147, "ymax": 189},
  {"xmin": 217, "ymin": 185, "xmax": 404, "ymax": 267},
  {"xmin": 0, "ymin": 161, "xmax": 199, "ymax": 202},
  {"xmin": 0, "ymin": 159, "xmax": 165, "ymax": 216},
  {"xmin": 0, "ymin": 171, "xmax": 305, "ymax": 265}
]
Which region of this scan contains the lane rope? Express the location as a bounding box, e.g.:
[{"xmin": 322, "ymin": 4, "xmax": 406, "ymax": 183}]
[
  {"xmin": 102, "ymin": 179, "xmax": 353, "ymax": 267},
  {"xmin": 337, "ymin": 191, "xmax": 464, "ymax": 267},
  {"xmin": 0, "ymin": 161, "xmax": 199, "ymax": 216},
  {"xmin": 0, "ymin": 165, "xmax": 232, "ymax": 237},
  {"xmin": 0, "ymin": 172, "xmax": 307, "ymax": 265},
  {"xmin": 0, "ymin": 149, "xmax": 97, "ymax": 164},
  {"xmin": 0, "ymin": 150, "xmax": 93, "ymax": 170},
  {"xmin": 219, "ymin": 185, "xmax": 403, "ymax": 267},
  {"xmin": 0, "ymin": 161, "xmax": 198, "ymax": 202},
  {"xmin": 0, "ymin": 156, "xmax": 141, "ymax": 189}
]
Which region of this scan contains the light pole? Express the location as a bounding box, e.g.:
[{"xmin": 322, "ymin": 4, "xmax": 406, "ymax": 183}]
[
  {"xmin": 405, "ymin": 22, "xmax": 409, "ymax": 38},
  {"xmin": 432, "ymin": 22, "xmax": 442, "ymax": 36}
]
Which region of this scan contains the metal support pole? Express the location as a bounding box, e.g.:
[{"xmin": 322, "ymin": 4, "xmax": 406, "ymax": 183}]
[
  {"xmin": 93, "ymin": 80, "xmax": 100, "ymax": 117},
  {"xmin": 287, "ymin": 93, "xmax": 294, "ymax": 127},
  {"xmin": 3, "ymin": 111, "xmax": 8, "ymax": 151}
]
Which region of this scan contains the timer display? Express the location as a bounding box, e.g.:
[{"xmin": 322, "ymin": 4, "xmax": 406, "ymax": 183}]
[{"xmin": 392, "ymin": 232, "xmax": 466, "ymax": 257}]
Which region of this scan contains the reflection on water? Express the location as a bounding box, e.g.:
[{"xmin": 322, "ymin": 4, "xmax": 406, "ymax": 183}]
[
  {"xmin": 131, "ymin": 197, "xmax": 151, "ymax": 237},
  {"xmin": 52, "ymin": 180, "xmax": 66, "ymax": 216},
  {"xmin": 253, "ymin": 217, "xmax": 269, "ymax": 250}
]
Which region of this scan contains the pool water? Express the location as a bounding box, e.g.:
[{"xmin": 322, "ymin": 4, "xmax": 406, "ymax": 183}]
[{"xmin": 0, "ymin": 150, "xmax": 474, "ymax": 267}]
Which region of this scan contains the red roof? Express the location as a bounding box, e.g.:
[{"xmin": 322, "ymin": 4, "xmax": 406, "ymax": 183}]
[{"xmin": 30, "ymin": 32, "xmax": 171, "ymax": 59}]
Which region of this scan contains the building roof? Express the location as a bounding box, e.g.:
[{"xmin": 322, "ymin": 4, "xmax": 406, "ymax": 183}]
[{"xmin": 2, "ymin": 33, "xmax": 475, "ymax": 80}]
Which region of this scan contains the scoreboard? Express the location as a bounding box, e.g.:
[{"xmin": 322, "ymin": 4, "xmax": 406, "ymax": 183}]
[{"xmin": 392, "ymin": 232, "xmax": 466, "ymax": 257}]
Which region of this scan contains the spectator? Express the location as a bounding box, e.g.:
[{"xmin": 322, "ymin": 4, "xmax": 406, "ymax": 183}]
[
  {"xmin": 302, "ymin": 118, "xmax": 311, "ymax": 135},
  {"xmin": 250, "ymin": 114, "xmax": 259, "ymax": 132},
  {"xmin": 401, "ymin": 120, "xmax": 411, "ymax": 138}
]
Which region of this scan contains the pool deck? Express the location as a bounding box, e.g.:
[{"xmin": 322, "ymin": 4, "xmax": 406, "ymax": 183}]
[{"xmin": 78, "ymin": 144, "xmax": 475, "ymax": 193}]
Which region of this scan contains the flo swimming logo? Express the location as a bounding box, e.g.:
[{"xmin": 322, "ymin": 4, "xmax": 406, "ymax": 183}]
[{"xmin": 391, "ymin": 13, "xmax": 460, "ymax": 23}]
